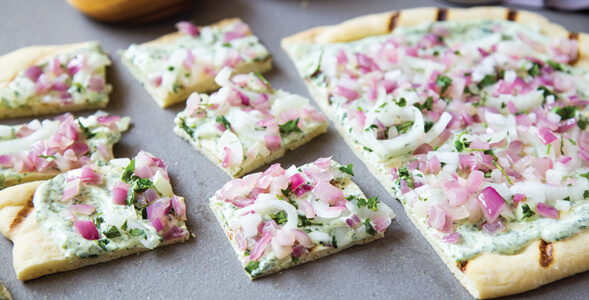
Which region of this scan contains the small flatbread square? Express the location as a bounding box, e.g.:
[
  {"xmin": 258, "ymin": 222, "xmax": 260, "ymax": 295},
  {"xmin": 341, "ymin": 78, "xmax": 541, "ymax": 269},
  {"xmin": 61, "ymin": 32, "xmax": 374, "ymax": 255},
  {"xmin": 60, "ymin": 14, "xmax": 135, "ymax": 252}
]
[
  {"xmin": 0, "ymin": 111, "xmax": 129, "ymax": 189},
  {"xmin": 174, "ymin": 68, "xmax": 328, "ymax": 177},
  {"xmin": 0, "ymin": 41, "xmax": 112, "ymax": 119},
  {"xmin": 0, "ymin": 151, "xmax": 189, "ymax": 281},
  {"xmin": 120, "ymin": 18, "xmax": 272, "ymax": 108},
  {"xmin": 209, "ymin": 157, "xmax": 395, "ymax": 278}
]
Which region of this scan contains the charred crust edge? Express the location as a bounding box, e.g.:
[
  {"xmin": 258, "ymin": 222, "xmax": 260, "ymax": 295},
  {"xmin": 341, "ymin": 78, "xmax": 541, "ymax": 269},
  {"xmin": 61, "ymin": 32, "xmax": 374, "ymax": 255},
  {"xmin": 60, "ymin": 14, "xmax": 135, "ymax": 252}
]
[
  {"xmin": 9, "ymin": 194, "xmax": 34, "ymax": 232},
  {"xmin": 507, "ymin": 9, "xmax": 518, "ymax": 21},
  {"xmin": 388, "ymin": 11, "xmax": 400, "ymax": 32},
  {"xmin": 539, "ymin": 239, "xmax": 554, "ymax": 268},
  {"xmin": 437, "ymin": 8, "xmax": 448, "ymax": 21}
]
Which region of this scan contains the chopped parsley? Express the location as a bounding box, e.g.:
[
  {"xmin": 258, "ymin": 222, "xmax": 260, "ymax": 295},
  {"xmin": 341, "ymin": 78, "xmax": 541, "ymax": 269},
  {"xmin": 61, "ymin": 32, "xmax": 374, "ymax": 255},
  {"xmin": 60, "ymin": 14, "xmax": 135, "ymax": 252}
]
[
  {"xmin": 435, "ymin": 74, "xmax": 452, "ymax": 95},
  {"xmin": 354, "ymin": 196, "xmax": 380, "ymax": 211},
  {"xmin": 339, "ymin": 163, "xmax": 354, "ymax": 176},
  {"xmin": 477, "ymin": 74, "xmax": 497, "ymax": 89},
  {"xmin": 527, "ymin": 62, "xmax": 540, "ymax": 77},
  {"xmin": 364, "ymin": 219, "xmax": 377, "ymax": 236},
  {"xmin": 395, "ymin": 121, "xmax": 414, "ymax": 134},
  {"xmin": 270, "ymin": 211, "xmax": 287, "ymax": 225},
  {"xmin": 553, "ymin": 106, "xmax": 578, "ymax": 120},
  {"xmin": 414, "ymin": 96, "xmax": 434, "ymax": 111},
  {"xmin": 77, "ymin": 118, "xmax": 96, "ymax": 139},
  {"xmin": 331, "ymin": 235, "xmax": 338, "ymax": 248},
  {"xmin": 216, "ymin": 116, "xmax": 231, "ymax": 130},
  {"xmin": 244, "ymin": 261, "xmax": 260, "ymax": 275},
  {"xmin": 310, "ymin": 51, "xmax": 324, "ymax": 79},
  {"xmin": 424, "ymin": 121, "xmax": 434, "ymax": 133},
  {"xmin": 96, "ymin": 239, "xmax": 110, "ymax": 251},
  {"xmin": 121, "ymin": 158, "xmax": 157, "ymax": 206},
  {"xmin": 397, "ymin": 167, "xmax": 414, "ymax": 189},
  {"xmin": 279, "ymin": 118, "xmax": 302, "ymax": 135},
  {"xmin": 547, "ymin": 60, "xmax": 566, "ymax": 72},
  {"xmin": 454, "ymin": 132, "xmax": 470, "ymax": 152},
  {"xmin": 103, "ymin": 226, "xmax": 121, "ymax": 239},
  {"xmin": 521, "ymin": 204, "xmax": 535, "ymax": 219},
  {"xmin": 395, "ymin": 97, "xmax": 407, "ymax": 107}
]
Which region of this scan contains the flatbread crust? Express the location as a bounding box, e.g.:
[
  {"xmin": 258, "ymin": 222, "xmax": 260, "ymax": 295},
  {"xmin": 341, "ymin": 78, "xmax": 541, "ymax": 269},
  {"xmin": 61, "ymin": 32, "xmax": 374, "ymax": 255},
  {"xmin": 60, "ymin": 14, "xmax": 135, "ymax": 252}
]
[
  {"xmin": 0, "ymin": 181, "xmax": 188, "ymax": 281},
  {"xmin": 0, "ymin": 42, "xmax": 111, "ymax": 119},
  {"xmin": 0, "ymin": 280, "xmax": 11, "ymax": 300},
  {"xmin": 282, "ymin": 6, "xmax": 589, "ymax": 299},
  {"xmin": 120, "ymin": 18, "xmax": 272, "ymax": 108}
]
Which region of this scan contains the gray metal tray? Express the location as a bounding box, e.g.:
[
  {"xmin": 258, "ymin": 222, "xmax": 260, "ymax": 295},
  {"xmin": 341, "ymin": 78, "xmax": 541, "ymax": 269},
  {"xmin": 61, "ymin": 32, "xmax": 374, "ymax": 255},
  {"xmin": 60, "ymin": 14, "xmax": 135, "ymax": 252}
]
[{"xmin": 1, "ymin": 0, "xmax": 588, "ymax": 299}]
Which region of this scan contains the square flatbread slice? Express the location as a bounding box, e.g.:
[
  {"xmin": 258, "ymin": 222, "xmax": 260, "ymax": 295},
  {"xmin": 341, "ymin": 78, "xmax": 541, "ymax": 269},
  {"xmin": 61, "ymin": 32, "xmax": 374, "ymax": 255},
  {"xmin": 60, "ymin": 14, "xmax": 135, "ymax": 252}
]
[
  {"xmin": 282, "ymin": 6, "xmax": 589, "ymax": 299},
  {"xmin": 120, "ymin": 18, "xmax": 272, "ymax": 108},
  {"xmin": 0, "ymin": 111, "xmax": 130, "ymax": 189},
  {"xmin": 0, "ymin": 151, "xmax": 189, "ymax": 281},
  {"xmin": 0, "ymin": 41, "xmax": 112, "ymax": 119},
  {"xmin": 209, "ymin": 157, "xmax": 395, "ymax": 279},
  {"xmin": 174, "ymin": 68, "xmax": 328, "ymax": 177},
  {"xmin": 0, "ymin": 281, "xmax": 11, "ymax": 300}
]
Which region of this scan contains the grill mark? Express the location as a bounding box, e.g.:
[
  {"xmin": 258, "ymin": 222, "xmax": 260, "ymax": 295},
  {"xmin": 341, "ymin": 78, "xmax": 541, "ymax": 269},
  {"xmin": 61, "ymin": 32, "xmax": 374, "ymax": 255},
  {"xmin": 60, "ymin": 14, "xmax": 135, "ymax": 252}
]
[
  {"xmin": 569, "ymin": 32, "xmax": 580, "ymax": 65},
  {"xmin": 9, "ymin": 194, "xmax": 34, "ymax": 231},
  {"xmin": 388, "ymin": 11, "xmax": 400, "ymax": 32},
  {"xmin": 539, "ymin": 240, "xmax": 554, "ymax": 268},
  {"xmin": 457, "ymin": 261, "xmax": 468, "ymax": 273},
  {"xmin": 437, "ymin": 8, "xmax": 448, "ymax": 21},
  {"xmin": 507, "ymin": 9, "xmax": 518, "ymax": 21}
]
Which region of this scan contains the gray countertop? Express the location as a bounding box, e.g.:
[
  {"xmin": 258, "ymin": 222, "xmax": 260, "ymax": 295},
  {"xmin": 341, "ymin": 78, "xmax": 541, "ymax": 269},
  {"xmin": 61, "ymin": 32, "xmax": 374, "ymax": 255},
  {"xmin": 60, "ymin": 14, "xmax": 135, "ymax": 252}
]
[{"xmin": 1, "ymin": 0, "xmax": 589, "ymax": 299}]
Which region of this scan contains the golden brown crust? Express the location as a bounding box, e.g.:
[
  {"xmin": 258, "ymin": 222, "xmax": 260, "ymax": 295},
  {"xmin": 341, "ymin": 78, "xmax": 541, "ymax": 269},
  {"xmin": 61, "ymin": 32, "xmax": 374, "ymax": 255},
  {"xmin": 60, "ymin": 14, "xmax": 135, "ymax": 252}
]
[
  {"xmin": 0, "ymin": 181, "xmax": 188, "ymax": 281},
  {"xmin": 120, "ymin": 18, "xmax": 273, "ymax": 108},
  {"xmin": 281, "ymin": 7, "xmax": 589, "ymax": 299},
  {"xmin": 0, "ymin": 280, "xmax": 12, "ymax": 300}
]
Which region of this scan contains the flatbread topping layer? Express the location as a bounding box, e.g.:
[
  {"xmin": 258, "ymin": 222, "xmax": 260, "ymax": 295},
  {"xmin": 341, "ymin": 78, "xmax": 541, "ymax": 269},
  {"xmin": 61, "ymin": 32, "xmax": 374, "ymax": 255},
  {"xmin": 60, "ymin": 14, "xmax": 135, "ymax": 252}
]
[
  {"xmin": 0, "ymin": 41, "xmax": 111, "ymax": 119},
  {"xmin": 209, "ymin": 157, "xmax": 395, "ymax": 278},
  {"xmin": 0, "ymin": 111, "xmax": 130, "ymax": 189},
  {"xmin": 174, "ymin": 68, "xmax": 327, "ymax": 177}
]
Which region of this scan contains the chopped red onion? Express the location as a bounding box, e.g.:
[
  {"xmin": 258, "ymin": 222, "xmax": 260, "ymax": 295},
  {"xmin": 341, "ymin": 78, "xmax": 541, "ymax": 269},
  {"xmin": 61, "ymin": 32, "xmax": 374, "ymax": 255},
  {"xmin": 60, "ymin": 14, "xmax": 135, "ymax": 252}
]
[
  {"xmin": 441, "ymin": 232, "xmax": 461, "ymax": 243},
  {"xmin": 264, "ymin": 135, "xmax": 282, "ymax": 151},
  {"xmin": 112, "ymin": 182, "xmax": 131, "ymax": 205},
  {"xmin": 236, "ymin": 231, "xmax": 248, "ymax": 251},
  {"xmin": 346, "ymin": 214, "xmax": 361, "ymax": 228},
  {"xmin": 313, "ymin": 157, "xmax": 332, "ymax": 169},
  {"xmin": 250, "ymin": 232, "xmax": 271, "ymax": 261},
  {"xmin": 289, "ymin": 173, "xmax": 305, "ymax": 190},
  {"xmin": 312, "ymin": 181, "xmax": 343, "ymax": 205},
  {"xmin": 536, "ymin": 126, "xmax": 557, "ymax": 145},
  {"xmin": 163, "ymin": 225, "xmax": 187, "ymax": 241},
  {"xmin": 24, "ymin": 65, "xmax": 43, "ymax": 81},
  {"xmin": 68, "ymin": 204, "xmax": 95, "ymax": 215},
  {"xmin": 333, "ymin": 86, "xmax": 359, "ymax": 101},
  {"xmin": 428, "ymin": 155, "xmax": 441, "ymax": 174},
  {"xmin": 292, "ymin": 245, "xmax": 308, "ymax": 258},
  {"xmin": 558, "ymin": 156, "xmax": 572, "ymax": 164},
  {"xmin": 176, "ymin": 21, "xmax": 199, "ymax": 37},
  {"xmin": 537, "ymin": 202, "xmax": 559, "ymax": 219},
  {"xmin": 67, "ymin": 54, "xmax": 86, "ymax": 75},
  {"xmin": 477, "ymin": 187, "xmax": 505, "ymax": 222},
  {"xmin": 143, "ymin": 188, "xmax": 159, "ymax": 203},
  {"xmin": 275, "ymin": 229, "xmax": 295, "ymax": 246},
  {"xmin": 63, "ymin": 179, "xmax": 81, "ymax": 201},
  {"xmin": 292, "ymin": 229, "xmax": 314, "ymax": 248},
  {"xmin": 459, "ymin": 154, "xmax": 478, "ymax": 172},
  {"xmin": 147, "ymin": 198, "xmax": 172, "ymax": 223},
  {"xmin": 426, "ymin": 205, "xmax": 447, "ymax": 231},
  {"xmin": 74, "ymin": 220, "xmax": 99, "ymax": 240},
  {"xmin": 513, "ymin": 193, "xmax": 526, "ymax": 204},
  {"xmin": 480, "ymin": 219, "xmax": 507, "ymax": 236},
  {"xmin": 151, "ymin": 218, "xmax": 164, "ymax": 232},
  {"xmin": 294, "ymin": 184, "xmax": 312, "ymax": 197}
]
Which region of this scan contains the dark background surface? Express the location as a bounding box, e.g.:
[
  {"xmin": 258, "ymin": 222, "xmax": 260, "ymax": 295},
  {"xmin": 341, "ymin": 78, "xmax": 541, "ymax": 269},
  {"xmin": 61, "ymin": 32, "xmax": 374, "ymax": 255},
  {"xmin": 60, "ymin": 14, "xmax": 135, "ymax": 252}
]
[{"xmin": 1, "ymin": 0, "xmax": 588, "ymax": 299}]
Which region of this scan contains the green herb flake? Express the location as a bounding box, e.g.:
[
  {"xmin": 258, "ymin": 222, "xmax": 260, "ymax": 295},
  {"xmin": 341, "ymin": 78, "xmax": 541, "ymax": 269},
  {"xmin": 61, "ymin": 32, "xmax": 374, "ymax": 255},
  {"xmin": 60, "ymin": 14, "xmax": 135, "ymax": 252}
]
[
  {"xmin": 521, "ymin": 204, "xmax": 535, "ymax": 219},
  {"xmin": 477, "ymin": 74, "xmax": 497, "ymax": 89},
  {"xmin": 103, "ymin": 225, "xmax": 121, "ymax": 239},
  {"xmin": 356, "ymin": 196, "xmax": 380, "ymax": 211},
  {"xmin": 216, "ymin": 116, "xmax": 231, "ymax": 130},
  {"xmin": 279, "ymin": 118, "xmax": 302, "ymax": 135},
  {"xmin": 435, "ymin": 75, "xmax": 452, "ymax": 95},
  {"xmin": 244, "ymin": 260, "xmax": 260, "ymax": 275},
  {"xmin": 96, "ymin": 239, "xmax": 110, "ymax": 251},
  {"xmin": 270, "ymin": 211, "xmax": 288, "ymax": 225},
  {"xmin": 552, "ymin": 106, "xmax": 578, "ymax": 120},
  {"xmin": 364, "ymin": 218, "xmax": 377, "ymax": 236},
  {"xmin": 339, "ymin": 163, "xmax": 354, "ymax": 176}
]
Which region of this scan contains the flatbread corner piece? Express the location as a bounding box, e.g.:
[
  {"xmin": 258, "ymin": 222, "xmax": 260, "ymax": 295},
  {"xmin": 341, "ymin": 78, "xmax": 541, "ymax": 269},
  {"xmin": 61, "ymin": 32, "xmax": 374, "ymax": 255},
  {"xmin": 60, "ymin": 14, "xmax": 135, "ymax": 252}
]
[
  {"xmin": 0, "ymin": 111, "xmax": 130, "ymax": 190},
  {"xmin": 120, "ymin": 18, "xmax": 273, "ymax": 108},
  {"xmin": 0, "ymin": 280, "xmax": 12, "ymax": 300},
  {"xmin": 282, "ymin": 6, "xmax": 589, "ymax": 299},
  {"xmin": 0, "ymin": 151, "xmax": 189, "ymax": 281},
  {"xmin": 209, "ymin": 157, "xmax": 395, "ymax": 279},
  {"xmin": 174, "ymin": 67, "xmax": 328, "ymax": 178},
  {"xmin": 0, "ymin": 41, "xmax": 112, "ymax": 119}
]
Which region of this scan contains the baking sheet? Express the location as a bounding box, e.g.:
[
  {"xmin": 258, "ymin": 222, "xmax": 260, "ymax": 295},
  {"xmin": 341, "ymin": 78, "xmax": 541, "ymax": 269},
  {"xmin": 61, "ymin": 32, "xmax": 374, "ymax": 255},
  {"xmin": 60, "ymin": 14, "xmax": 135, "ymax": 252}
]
[{"xmin": 1, "ymin": 0, "xmax": 589, "ymax": 299}]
